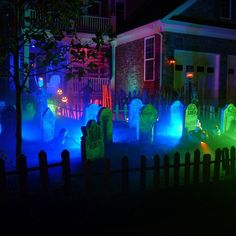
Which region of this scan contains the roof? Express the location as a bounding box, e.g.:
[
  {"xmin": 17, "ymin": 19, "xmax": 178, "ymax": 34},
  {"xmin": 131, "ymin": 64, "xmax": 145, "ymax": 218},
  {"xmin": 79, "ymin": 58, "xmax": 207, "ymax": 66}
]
[{"xmin": 117, "ymin": 0, "xmax": 187, "ymax": 33}]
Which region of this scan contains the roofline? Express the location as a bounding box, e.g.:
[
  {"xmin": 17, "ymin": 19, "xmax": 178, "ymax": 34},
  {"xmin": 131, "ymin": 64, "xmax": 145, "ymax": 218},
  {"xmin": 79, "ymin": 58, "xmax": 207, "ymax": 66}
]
[
  {"xmin": 116, "ymin": 19, "xmax": 236, "ymax": 46},
  {"xmin": 163, "ymin": 0, "xmax": 197, "ymax": 20}
]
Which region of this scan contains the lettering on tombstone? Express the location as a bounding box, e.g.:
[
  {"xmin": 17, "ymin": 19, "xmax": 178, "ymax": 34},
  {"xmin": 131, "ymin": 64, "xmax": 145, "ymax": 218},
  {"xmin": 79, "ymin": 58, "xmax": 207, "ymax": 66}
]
[
  {"xmin": 184, "ymin": 103, "xmax": 198, "ymax": 134},
  {"xmin": 81, "ymin": 120, "xmax": 104, "ymax": 160}
]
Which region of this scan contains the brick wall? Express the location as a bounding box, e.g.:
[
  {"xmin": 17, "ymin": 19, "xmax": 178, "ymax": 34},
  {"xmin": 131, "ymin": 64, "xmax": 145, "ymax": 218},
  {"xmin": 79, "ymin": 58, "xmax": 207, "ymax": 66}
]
[{"xmin": 115, "ymin": 34, "xmax": 161, "ymax": 101}]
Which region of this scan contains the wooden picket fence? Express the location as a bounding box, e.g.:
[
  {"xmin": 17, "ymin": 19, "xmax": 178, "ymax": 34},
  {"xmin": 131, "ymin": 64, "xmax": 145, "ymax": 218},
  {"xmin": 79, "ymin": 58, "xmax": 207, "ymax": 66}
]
[{"xmin": 0, "ymin": 147, "xmax": 235, "ymax": 195}]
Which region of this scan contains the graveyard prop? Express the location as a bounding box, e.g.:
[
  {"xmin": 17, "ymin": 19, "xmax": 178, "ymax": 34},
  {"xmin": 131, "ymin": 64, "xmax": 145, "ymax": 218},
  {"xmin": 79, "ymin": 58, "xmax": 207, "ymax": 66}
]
[
  {"xmin": 184, "ymin": 103, "xmax": 198, "ymax": 136},
  {"xmin": 98, "ymin": 107, "xmax": 113, "ymax": 143},
  {"xmin": 81, "ymin": 120, "xmax": 104, "ymax": 161},
  {"xmin": 84, "ymin": 103, "xmax": 102, "ymax": 125},
  {"xmin": 139, "ymin": 104, "xmax": 158, "ymax": 144},
  {"xmin": 221, "ymin": 104, "xmax": 236, "ymax": 139},
  {"xmin": 170, "ymin": 100, "xmax": 184, "ymax": 137},
  {"xmin": 42, "ymin": 107, "xmax": 56, "ymax": 142},
  {"xmin": 0, "ymin": 105, "xmax": 16, "ymax": 141},
  {"xmin": 128, "ymin": 98, "xmax": 143, "ymax": 128}
]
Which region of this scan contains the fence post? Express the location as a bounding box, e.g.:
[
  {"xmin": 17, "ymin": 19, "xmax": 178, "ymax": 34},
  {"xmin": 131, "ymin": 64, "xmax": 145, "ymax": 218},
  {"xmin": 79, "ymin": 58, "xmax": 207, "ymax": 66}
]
[
  {"xmin": 140, "ymin": 155, "xmax": 146, "ymax": 192},
  {"xmin": 124, "ymin": 104, "xmax": 128, "ymax": 121},
  {"xmin": 38, "ymin": 150, "xmax": 48, "ymax": 192},
  {"xmin": 203, "ymin": 154, "xmax": 211, "ymax": 184},
  {"xmin": 230, "ymin": 146, "xmax": 235, "ymax": 175},
  {"xmin": 164, "ymin": 155, "xmax": 169, "ymax": 187},
  {"xmin": 103, "ymin": 158, "xmax": 110, "ymax": 194},
  {"xmin": 222, "ymin": 148, "xmax": 230, "ymax": 175},
  {"xmin": 17, "ymin": 154, "xmax": 28, "ymax": 193},
  {"xmin": 174, "ymin": 152, "xmax": 180, "ymax": 188},
  {"xmin": 193, "ymin": 149, "xmax": 200, "ymax": 185},
  {"xmin": 213, "ymin": 148, "xmax": 221, "ymax": 183},
  {"xmin": 153, "ymin": 154, "xmax": 160, "ymax": 192},
  {"xmin": 85, "ymin": 159, "xmax": 92, "ymax": 196},
  {"xmin": 184, "ymin": 152, "xmax": 191, "ymax": 186},
  {"xmin": 0, "ymin": 158, "xmax": 6, "ymax": 192},
  {"xmin": 61, "ymin": 149, "xmax": 71, "ymax": 194},
  {"xmin": 121, "ymin": 156, "xmax": 129, "ymax": 193}
]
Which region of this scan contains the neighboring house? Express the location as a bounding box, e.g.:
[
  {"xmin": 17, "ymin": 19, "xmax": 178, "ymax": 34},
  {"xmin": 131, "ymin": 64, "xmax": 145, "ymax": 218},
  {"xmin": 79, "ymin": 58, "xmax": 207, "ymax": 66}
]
[{"xmin": 115, "ymin": 0, "xmax": 236, "ymax": 106}]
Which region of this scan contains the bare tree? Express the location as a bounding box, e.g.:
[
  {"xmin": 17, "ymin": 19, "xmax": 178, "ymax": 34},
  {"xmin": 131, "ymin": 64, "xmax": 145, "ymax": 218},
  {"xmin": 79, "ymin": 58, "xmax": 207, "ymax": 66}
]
[{"xmin": 0, "ymin": 0, "xmax": 115, "ymax": 160}]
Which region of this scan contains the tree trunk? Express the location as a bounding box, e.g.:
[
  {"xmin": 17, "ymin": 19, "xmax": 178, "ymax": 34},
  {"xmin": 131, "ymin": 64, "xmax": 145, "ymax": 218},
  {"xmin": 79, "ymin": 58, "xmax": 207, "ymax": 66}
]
[
  {"xmin": 14, "ymin": 0, "xmax": 23, "ymax": 160},
  {"xmin": 15, "ymin": 86, "xmax": 22, "ymax": 158}
]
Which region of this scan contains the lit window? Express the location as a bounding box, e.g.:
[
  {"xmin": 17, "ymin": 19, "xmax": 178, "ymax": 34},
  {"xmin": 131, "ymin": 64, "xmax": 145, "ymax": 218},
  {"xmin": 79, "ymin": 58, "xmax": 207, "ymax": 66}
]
[
  {"xmin": 220, "ymin": 0, "xmax": 232, "ymax": 19},
  {"xmin": 144, "ymin": 36, "xmax": 155, "ymax": 81}
]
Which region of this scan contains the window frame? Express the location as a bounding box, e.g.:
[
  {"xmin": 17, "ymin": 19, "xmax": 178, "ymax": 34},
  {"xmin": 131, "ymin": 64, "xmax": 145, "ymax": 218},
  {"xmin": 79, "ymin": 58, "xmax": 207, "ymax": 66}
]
[
  {"xmin": 220, "ymin": 0, "xmax": 232, "ymax": 19},
  {"xmin": 144, "ymin": 36, "xmax": 155, "ymax": 81}
]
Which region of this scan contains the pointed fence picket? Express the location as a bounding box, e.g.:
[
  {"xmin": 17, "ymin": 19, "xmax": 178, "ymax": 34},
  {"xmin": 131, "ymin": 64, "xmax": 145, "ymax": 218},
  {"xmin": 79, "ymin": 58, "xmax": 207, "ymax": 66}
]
[{"xmin": 0, "ymin": 147, "xmax": 235, "ymax": 195}]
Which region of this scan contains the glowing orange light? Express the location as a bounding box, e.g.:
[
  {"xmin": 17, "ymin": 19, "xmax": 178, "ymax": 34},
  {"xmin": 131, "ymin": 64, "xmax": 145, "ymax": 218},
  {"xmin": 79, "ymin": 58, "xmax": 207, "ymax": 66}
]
[
  {"xmin": 186, "ymin": 72, "xmax": 194, "ymax": 79},
  {"xmin": 57, "ymin": 89, "xmax": 63, "ymax": 95},
  {"xmin": 169, "ymin": 59, "xmax": 176, "ymax": 65},
  {"xmin": 61, "ymin": 96, "xmax": 68, "ymax": 103}
]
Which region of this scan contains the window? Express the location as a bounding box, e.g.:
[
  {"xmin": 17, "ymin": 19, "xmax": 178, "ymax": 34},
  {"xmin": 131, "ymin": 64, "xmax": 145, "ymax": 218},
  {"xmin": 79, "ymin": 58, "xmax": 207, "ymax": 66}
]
[
  {"xmin": 88, "ymin": 1, "xmax": 101, "ymax": 16},
  {"xmin": 175, "ymin": 64, "xmax": 183, "ymax": 71},
  {"xmin": 220, "ymin": 0, "xmax": 232, "ymax": 19},
  {"xmin": 144, "ymin": 36, "xmax": 155, "ymax": 81},
  {"xmin": 186, "ymin": 65, "xmax": 194, "ymax": 72},
  {"xmin": 197, "ymin": 66, "xmax": 204, "ymax": 72},
  {"xmin": 116, "ymin": 2, "xmax": 125, "ymax": 26},
  {"xmin": 207, "ymin": 67, "xmax": 214, "ymax": 73}
]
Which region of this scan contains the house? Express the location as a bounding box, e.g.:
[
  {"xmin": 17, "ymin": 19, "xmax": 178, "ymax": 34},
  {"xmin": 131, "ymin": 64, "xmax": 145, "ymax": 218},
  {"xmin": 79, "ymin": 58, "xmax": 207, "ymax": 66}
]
[{"xmin": 114, "ymin": 0, "xmax": 236, "ymax": 107}]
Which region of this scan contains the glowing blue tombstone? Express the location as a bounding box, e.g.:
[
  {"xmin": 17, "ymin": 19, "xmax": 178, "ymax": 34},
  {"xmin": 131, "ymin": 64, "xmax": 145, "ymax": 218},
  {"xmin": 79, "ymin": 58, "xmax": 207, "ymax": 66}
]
[
  {"xmin": 128, "ymin": 98, "xmax": 144, "ymax": 128},
  {"xmin": 170, "ymin": 100, "xmax": 184, "ymax": 137},
  {"xmin": 220, "ymin": 103, "xmax": 236, "ymax": 139},
  {"xmin": 47, "ymin": 74, "xmax": 61, "ymax": 95},
  {"xmin": 42, "ymin": 107, "xmax": 56, "ymax": 142},
  {"xmin": 84, "ymin": 103, "xmax": 102, "ymax": 125}
]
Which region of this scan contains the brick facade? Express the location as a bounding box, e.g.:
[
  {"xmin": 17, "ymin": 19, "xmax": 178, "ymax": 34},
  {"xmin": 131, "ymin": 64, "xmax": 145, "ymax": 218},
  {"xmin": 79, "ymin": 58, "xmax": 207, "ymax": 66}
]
[{"xmin": 115, "ymin": 34, "xmax": 161, "ymax": 101}]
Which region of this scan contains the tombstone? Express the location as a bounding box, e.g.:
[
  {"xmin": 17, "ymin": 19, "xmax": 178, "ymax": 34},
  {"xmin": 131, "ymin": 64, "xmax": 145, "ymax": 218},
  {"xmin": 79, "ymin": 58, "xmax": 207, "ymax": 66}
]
[
  {"xmin": 47, "ymin": 74, "xmax": 61, "ymax": 95},
  {"xmin": 35, "ymin": 88, "xmax": 48, "ymax": 122},
  {"xmin": 42, "ymin": 107, "xmax": 56, "ymax": 142},
  {"xmin": 0, "ymin": 105, "xmax": 16, "ymax": 158},
  {"xmin": 221, "ymin": 104, "xmax": 236, "ymax": 139},
  {"xmin": 98, "ymin": 107, "xmax": 113, "ymax": 143},
  {"xmin": 184, "ymin": 103, "xmax": 198, "ymax": 135},
  {"xmin": 81, "ymin": 120, "xmax": 104, "ymax": 161},
  {"xmin": 139, "ymin": 104, "xmax": 158, "ymax": 143},
  {"xmin": 84, "ymin": 103, "xmax": 102, "ymax": 125},
  {"xmin": 170, "ymin": 100, "xmax": 184, "ymax": 136},
  {"xmin": 128, "ymin": 98, "xmax": 144, "ymax": 128},
  {"xmin": 0, "ymin": 105, "xmax": 16, "ymax": 140}
]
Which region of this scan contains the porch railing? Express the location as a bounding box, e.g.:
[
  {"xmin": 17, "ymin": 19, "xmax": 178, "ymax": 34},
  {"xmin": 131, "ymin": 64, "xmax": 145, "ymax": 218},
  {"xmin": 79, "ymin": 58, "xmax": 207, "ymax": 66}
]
[{"xmin": 70, "ymin": 77, "xmax": 110, "ymax": 94}]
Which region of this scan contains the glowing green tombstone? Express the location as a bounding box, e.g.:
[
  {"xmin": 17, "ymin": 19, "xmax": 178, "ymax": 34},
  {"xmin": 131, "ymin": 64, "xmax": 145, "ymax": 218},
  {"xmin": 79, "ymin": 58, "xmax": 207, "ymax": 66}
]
[
  {"xmin": 139, "ymin": 104, "xmax": 158, "ymax": 143},
  {"xmin": 184, "ymin": 103, "xmax": 198, "ymax": 134},
  {"xmin": 98, "ymin": 107, "xmax": 113, "ymax": 143},
  {"xmin": 221, "ymin": 104, "xmax": 236, "ymax": 138},
  {"xmin": 81, "ymin": 120, "xmax": 104, "ymax": 161}
]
